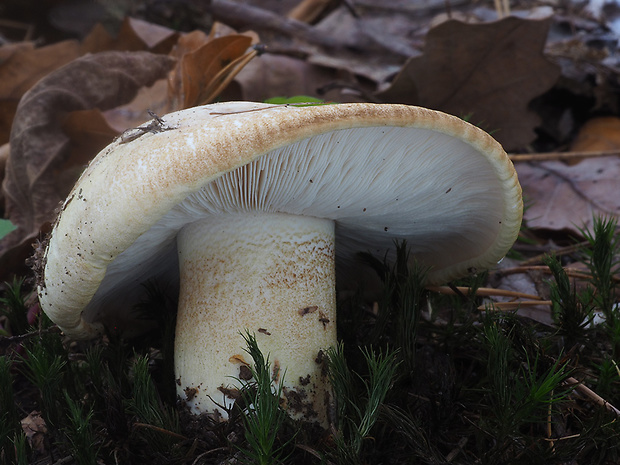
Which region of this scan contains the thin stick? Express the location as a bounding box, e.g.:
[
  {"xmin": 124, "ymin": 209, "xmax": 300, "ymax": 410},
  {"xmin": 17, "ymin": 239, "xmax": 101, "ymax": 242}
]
[
  {"xmin": 546, "ymin": 398, "xmax": 554, "ymax": 451},
  {"xmin": 509, "ymin": 149, "xmax": 620, "ymax": 163},
  {"xmin": 191, "ymin": 447, "xmax": 229, "ymax": 465},
  {"xmin": 493, "ymin": 0, "xmax": 510, "ymax": 18},
  {"xmin": 446, "ymin": 436, "xmax": 468, "ymax": 462},
  {"xmin": 497, "ymin": 265, "xmax": 620, "ymax": 283},
  {"xmin": 427, "ymin": 285, "xmax": 543, "ymax": 301},
  {"xmin": 502, "ymin": 0, "xmax": 511, "ymax": 17},
  {"xmin": 132, "ymin": 422, "xmax": 187, "ymax": 440},
  {"xmin": 0, "ymin": 326, "xmax": 61, "ymax": 350},
  {"xmin": 565, "ymin": 377, "xmax": 620, "ymax": 416},
  {"xmin": 519, "ymin": 241, "xmax": 589, "ymax": 266},
  {"xmin": 543, "ymin": 433, "xmax": 581, "ymax": 442},
  {"xmin": 494, "ymin": 0, "xmax": 502, "ymax": 17}
]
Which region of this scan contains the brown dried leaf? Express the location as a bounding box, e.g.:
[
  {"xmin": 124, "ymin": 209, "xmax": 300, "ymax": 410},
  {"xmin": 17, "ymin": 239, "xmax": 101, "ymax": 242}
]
[
  {"xmin": 21, "ymin": 411, "xmax": 47, "ymax": 454},
  {"xmin": 570, "ymin": 116, "xmax": 620, "ymax": 152},
  {"xmin": 103, "ymin": 79, "xmax": 170, "ymax": 132},
  {"xmin": 172, "ymin": 30, "xmax": 211, "ymax": 56},
  {"xmin": 377, "ymin": 17, "xmax": 560, "ymax": 150},
  {"xmin": 61, "ymin": 109, "xmax": 120, "ymax": 169},
  {"xmin": 0, "ymin": 40, "xmax": 81, "ymax": 145},
  {"xmin": 516, "ymin": 157, "xmax": 620, "ymax": 234},
  {"xmin": 181, "ymin": 34, "xmax": 254, "ymax": 108},
  {"xmin": 97, "ymin": 30, "xmax": 218, "ymax": 131},
  {"xmin": 81, "ymin": 17, "xmax": 178, "ymax": 54},
  {"xmin": 308, "ymin": 7, "xmax": 414, "ymax": 83},
  {"xmin": 0, "ymin": 51, "xmax": 175, "ymax": 278},
  {"xmin": 127, "ymin": 17, "xmax": 180, "ymax": 53},
  {"xmin": 165, "ymin": 31, "xmax": 210, "ymax": 108}
]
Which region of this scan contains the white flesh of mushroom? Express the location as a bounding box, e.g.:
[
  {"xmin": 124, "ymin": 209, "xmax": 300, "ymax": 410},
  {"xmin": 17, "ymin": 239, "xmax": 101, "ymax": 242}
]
[{"xmin": 175, "ymin": 212, "xmax": 336, "ymax": 426}]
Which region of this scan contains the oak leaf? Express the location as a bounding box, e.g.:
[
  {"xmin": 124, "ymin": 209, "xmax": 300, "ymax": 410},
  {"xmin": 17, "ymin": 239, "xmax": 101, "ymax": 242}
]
[{"xmin": 377, "ymin": 17, "xmax": 560, "ymax": 150}]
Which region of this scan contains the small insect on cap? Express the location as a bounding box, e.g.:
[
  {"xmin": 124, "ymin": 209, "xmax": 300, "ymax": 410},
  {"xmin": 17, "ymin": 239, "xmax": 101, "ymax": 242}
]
[{"xmin": 38, "ymin": 102, "xmax": 522, "ymax": 426}]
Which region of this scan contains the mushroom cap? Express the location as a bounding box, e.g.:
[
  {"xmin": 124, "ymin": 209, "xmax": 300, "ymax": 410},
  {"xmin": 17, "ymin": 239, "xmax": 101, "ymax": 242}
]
[{"xmin": 38, "ymin": 102, "xmax": 522, "ymax": 338}]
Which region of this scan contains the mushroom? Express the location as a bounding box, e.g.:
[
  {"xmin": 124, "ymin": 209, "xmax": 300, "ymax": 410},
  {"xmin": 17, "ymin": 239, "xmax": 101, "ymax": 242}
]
[{"xmin": 38, "ymin": 102, "xmax": 522, "ymax": 427}]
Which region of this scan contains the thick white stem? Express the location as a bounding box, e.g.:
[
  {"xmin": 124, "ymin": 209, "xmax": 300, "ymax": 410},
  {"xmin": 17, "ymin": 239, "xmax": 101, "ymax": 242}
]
[{"xmin": 175, "ymin": 212, "xmax": 336, "ymax": 426}]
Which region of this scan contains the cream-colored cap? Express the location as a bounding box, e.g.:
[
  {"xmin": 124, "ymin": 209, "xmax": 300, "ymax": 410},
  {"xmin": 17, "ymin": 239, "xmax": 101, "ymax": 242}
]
[{"xmin": 38, "ymin": 102, "xmax": 522, "ymax": 339}]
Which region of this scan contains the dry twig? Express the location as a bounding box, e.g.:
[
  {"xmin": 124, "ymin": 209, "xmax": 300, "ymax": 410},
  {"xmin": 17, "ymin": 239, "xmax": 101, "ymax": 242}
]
[
  {"xmin": 427, "ymin": 285, "xmax": 543, "ymax": 301},
  {"xmin": 565, "ymin": 377, "xmax": 620, "ymax": 416},
  {"xmin": 509, "ymin": 149, "xmax": 620, "ymax": 162}
]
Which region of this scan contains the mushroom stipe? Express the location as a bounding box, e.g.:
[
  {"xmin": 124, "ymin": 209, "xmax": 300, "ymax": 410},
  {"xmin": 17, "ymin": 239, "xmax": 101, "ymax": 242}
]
[{"xmin": 38, "ymin": 102, "xmax": 523, "ymax": 427}]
